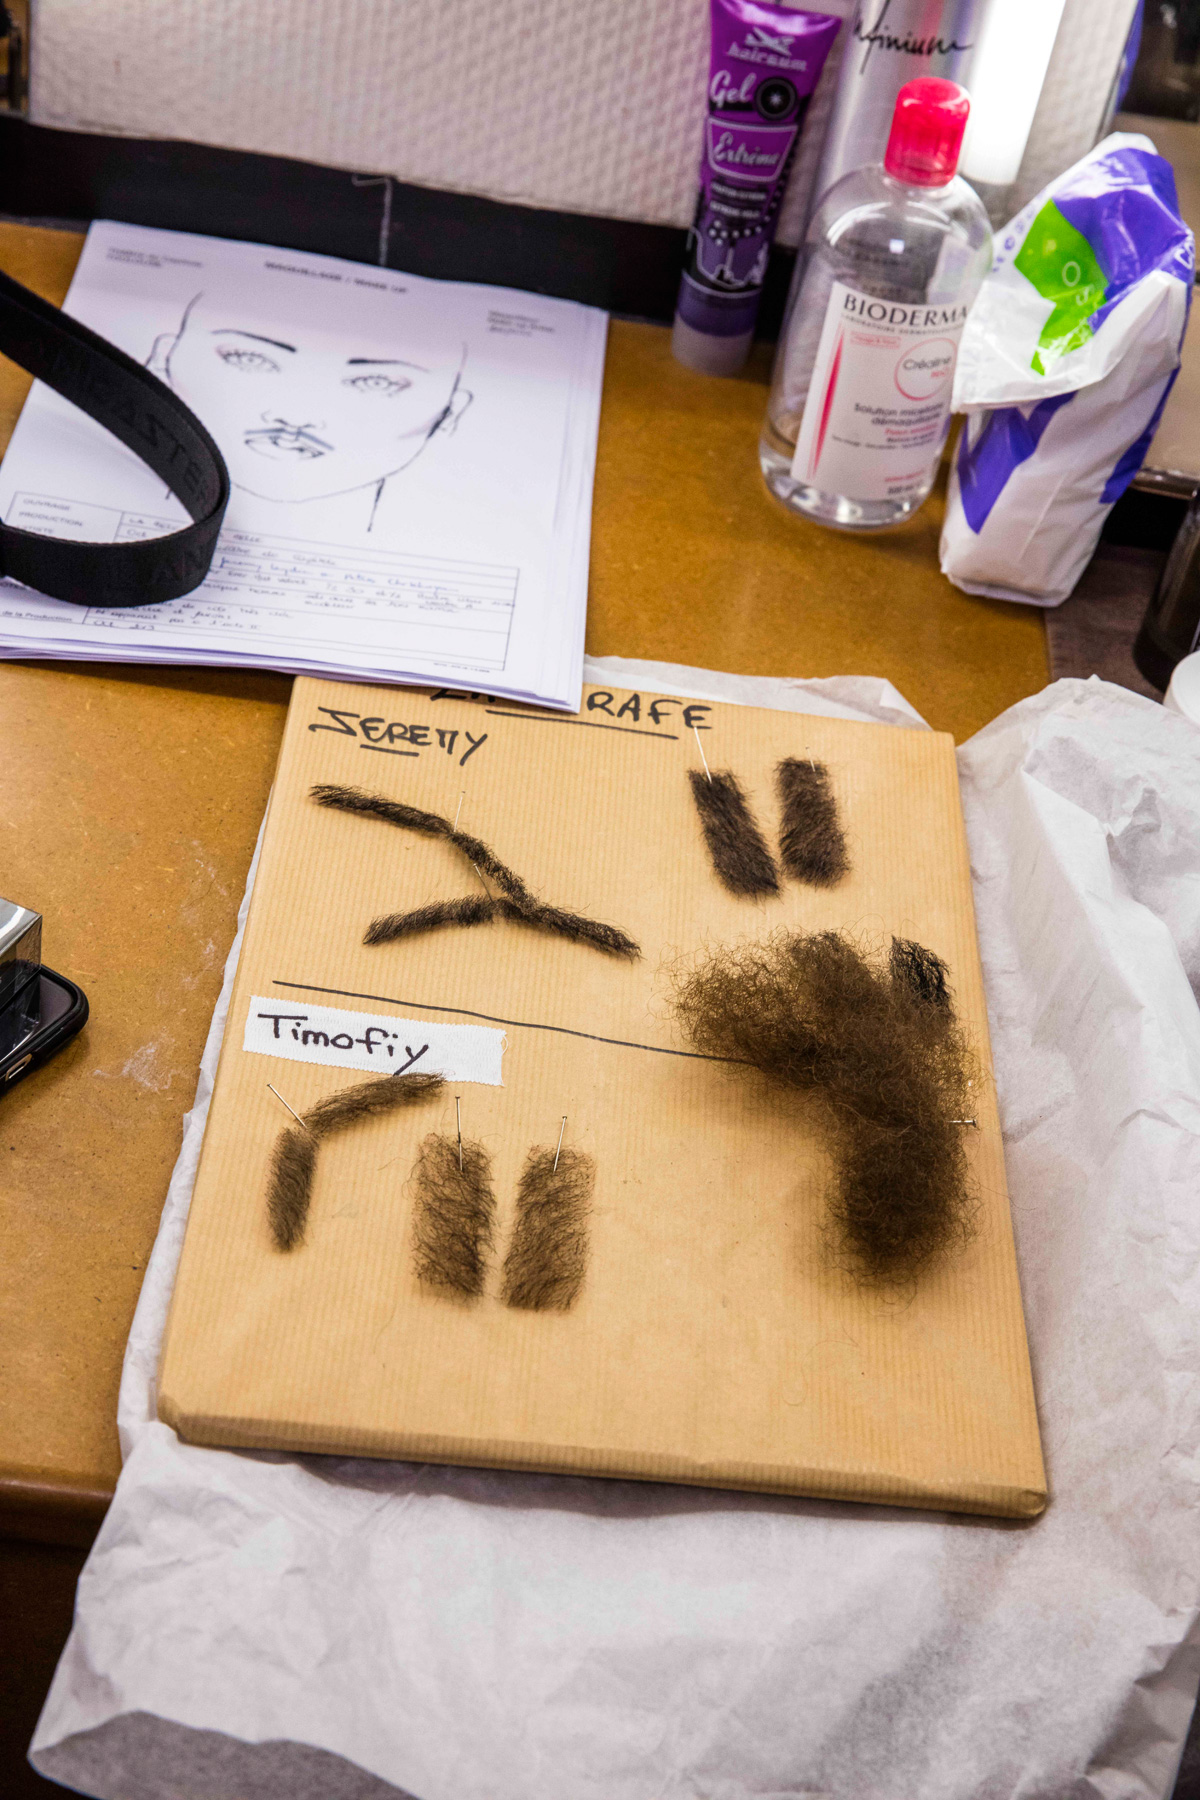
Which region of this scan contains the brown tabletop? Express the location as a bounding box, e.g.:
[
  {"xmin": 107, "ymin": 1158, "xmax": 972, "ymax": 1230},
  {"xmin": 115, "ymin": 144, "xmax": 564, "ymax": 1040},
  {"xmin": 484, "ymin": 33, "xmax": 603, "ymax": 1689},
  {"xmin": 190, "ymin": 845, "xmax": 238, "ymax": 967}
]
[{"xmin": 0, "ymin": 222, "xmax": 1048, "ymax": 1542}]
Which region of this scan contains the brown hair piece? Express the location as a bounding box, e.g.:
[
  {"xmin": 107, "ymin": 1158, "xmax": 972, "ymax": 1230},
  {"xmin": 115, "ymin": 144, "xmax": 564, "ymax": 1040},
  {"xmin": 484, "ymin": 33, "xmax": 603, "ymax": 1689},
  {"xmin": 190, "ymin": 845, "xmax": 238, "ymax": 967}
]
[
  {"xmin": 411, "ymin": 1133, "xmax": 496, "ymax": 1299},
  {"xmin": 366, "ymin": 896, "xmax": 497, "ymax": 945},
  {"xmin": 776, "ymin": 758, "xmax": 850, "ymax": 887},
  {"xmin": 688, "ymin": 769, "xmax": 779, "ymax": 897},
  {"xmin": 311, "ymin": 783, "xmax": 640, "ymax": 959},
  {"xmin": 671, "ymin": 931, "xmax": 973, "ymax": 1283},
  {"xmin": 501, "ymin": 1145, "xmax": 594, "ymax": 1311},
  {"xmin": 889, "ymin": 936, "xmax": 951, "ymax": 1010},
  {"xmin": 267, "ymin": 1071, "xmax": 444, "ymax": 1252}
]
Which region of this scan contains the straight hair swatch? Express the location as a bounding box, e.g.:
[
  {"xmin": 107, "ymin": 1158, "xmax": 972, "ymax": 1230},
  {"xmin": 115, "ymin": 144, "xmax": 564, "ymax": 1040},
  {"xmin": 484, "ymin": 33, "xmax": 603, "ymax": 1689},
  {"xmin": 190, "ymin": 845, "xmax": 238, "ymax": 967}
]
[
  {"xmin": 500, "ymin": 1145, "xmax": 595, "ymax": 1311},
  {"xmin": 687, "ymin": 769, "xmax": 779, "ymax": 897},
  {"xmin": 411, "ymin": 1132, "xmax": 497, "ymax": 1299},
  {"xmin": 776, "ymin": 757, "xmax": 849, "ymax": 886}
]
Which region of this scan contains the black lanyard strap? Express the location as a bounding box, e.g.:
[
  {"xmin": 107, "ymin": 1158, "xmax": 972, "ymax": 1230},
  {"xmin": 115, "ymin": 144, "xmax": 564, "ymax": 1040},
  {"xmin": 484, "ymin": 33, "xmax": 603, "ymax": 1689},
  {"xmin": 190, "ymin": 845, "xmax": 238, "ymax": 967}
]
[{"xmin": 0, "ymin": 268, "xmax": 229, "ymax": 607}]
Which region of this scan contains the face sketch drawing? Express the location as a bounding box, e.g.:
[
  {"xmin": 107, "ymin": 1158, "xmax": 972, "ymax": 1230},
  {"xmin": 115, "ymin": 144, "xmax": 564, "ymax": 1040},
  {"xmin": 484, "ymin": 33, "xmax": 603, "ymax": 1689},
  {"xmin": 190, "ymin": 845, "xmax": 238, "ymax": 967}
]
[{"xmin": 147, "ymin": 285, "xmax": 472, "ymax": 516}]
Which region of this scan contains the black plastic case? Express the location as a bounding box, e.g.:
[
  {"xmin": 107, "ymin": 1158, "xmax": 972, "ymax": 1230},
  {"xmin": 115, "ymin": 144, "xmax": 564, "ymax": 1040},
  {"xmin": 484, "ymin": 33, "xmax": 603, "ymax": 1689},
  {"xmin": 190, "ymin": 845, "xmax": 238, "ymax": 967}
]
[{"xmin": 0, "ymin": 967, "xmax": 89, "ymax": 1096}]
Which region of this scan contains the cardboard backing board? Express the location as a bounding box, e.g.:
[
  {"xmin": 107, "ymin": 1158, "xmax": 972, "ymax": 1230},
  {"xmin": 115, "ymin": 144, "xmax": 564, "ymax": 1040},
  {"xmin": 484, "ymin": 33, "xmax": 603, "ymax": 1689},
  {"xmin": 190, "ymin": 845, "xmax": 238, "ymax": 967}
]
[{"xmin": 158, "ymin": 676, "xmax": 1047, "ymax": 1518}]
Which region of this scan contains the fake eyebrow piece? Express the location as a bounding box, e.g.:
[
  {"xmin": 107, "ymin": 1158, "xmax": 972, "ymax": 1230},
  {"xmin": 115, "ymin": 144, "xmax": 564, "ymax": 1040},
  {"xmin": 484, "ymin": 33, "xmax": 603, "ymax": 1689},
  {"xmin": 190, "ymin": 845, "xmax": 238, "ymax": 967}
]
[
  {"xmin": 310, "ymin": 783, "xmax": 641, "ymax": 959},
  {"xmin": 266, "ymin": 1070, "xmax": 444, "ymax": 1251}
]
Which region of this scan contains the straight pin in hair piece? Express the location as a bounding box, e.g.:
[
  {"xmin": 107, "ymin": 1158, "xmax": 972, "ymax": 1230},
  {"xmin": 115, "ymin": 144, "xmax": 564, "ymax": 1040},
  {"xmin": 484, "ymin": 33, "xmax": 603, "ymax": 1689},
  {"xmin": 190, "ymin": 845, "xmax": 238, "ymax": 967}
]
[
  {"xmin": 456, "ymin": 1095, "xmax": 463, "ymax": 1171},
  {"xmin": 688, "ymin": 768, "xmax": 779, "ymax": 897},
  {"xmin": 553, "ymin": 1114, "xmax": 567, "ymax": 1173},
  {"xmin": 453, "ymin": 791, "xmax": 465, "ymax": 832},
  {"xmin": 267, "ymin": 1082, "xmax": 308, "ymax": 1131},
  {"xmin": 411, "ymin": 1132, "xmax": 496, "ymax": 1299},
  {"xmin": 501, "ymin": 1144, "xmax": 595, "ymax": 1311},
  {"xmin": 776, "ymin": 757, "xmax": 850, "ymax": 887},
  {"xmin": 693, "ymin": 724, "xmax": 713, "ymax": 784}
]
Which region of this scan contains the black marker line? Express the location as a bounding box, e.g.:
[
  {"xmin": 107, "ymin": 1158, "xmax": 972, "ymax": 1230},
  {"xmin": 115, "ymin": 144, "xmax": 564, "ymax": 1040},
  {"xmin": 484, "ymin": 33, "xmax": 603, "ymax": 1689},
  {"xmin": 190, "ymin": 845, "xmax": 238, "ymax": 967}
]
[
  {"xmin": 484, "ymin": 710, "xmax": 679, "ymax": 741},
  {"xmin": 360, "ymin": 745, "xmax": 420, "ymax": 757},
  {"xmin": 272, "ymin": 978, "xmax": 738, "ymax": 1063}
]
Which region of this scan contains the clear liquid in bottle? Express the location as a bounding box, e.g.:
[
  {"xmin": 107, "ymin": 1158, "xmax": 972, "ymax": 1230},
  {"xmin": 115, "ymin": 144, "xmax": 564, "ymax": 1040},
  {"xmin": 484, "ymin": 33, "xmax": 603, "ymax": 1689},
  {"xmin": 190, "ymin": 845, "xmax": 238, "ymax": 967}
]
[{"xmin": 760, "ymin": 78, "xmax": 992, "ymax": 533}]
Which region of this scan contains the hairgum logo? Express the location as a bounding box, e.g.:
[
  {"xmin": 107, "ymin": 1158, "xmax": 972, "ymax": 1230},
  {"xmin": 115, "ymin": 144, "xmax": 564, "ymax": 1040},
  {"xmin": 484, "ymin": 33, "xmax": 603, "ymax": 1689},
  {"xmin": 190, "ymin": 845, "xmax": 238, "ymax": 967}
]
[
  {"xmin": 727, "ymin": 24, "xmax": 809, "ymax": 70},
  {"xmin": 854, "ymin": 0, "xmax": 973, "ymax": 73},
  {"xmin": 747, "ymin": 25, "xmax": 791, "ymax": 55}
]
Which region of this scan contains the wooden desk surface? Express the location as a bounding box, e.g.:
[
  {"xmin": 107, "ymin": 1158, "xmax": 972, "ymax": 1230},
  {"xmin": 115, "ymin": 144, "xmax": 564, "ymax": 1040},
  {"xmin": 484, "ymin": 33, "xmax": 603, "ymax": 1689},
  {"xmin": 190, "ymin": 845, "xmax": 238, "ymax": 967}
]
[{"xmin": 0, "ymin": 223, "xmax": 1048, "ymax": 1539}]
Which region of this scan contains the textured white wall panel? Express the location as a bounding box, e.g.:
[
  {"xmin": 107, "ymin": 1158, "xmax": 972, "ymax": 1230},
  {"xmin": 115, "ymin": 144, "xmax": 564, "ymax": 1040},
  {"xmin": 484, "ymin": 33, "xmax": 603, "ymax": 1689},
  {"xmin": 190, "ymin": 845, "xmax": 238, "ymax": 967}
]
[
  {"xmin": 31, "ymin": 0, "xmax": 1130, "ymax": 243},
  {"xmin": 1012, "ymin": 0, "xmax": 1140, "ymax": 212}
]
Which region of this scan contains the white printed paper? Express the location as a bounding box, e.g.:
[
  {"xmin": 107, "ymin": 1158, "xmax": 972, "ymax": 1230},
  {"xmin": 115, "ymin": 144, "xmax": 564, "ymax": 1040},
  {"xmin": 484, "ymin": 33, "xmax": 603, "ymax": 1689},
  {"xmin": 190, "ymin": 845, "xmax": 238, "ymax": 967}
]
[
  {"xmin": 0, "ymin": 222, "xmax": 607, "ymax": 709},
  {"xmin": 242, "ymin": 994, "xmax": 504, "ymax": 1084}
]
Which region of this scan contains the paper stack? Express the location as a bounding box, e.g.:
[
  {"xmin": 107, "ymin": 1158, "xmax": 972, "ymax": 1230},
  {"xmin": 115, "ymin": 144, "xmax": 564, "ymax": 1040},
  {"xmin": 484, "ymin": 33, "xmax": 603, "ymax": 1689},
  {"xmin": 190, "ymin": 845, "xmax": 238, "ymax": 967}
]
[{"xmin": 0, "ymin": 222, "xmax": 607, "ymax": 710}]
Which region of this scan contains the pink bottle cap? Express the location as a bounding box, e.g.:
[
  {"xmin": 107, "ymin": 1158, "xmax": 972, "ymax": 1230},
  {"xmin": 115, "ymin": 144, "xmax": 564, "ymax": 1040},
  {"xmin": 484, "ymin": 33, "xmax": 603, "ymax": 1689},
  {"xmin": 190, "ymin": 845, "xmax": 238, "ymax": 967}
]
[{"xmin": 883, "ymin": 78, "xmax": 970, "ymax": 188}]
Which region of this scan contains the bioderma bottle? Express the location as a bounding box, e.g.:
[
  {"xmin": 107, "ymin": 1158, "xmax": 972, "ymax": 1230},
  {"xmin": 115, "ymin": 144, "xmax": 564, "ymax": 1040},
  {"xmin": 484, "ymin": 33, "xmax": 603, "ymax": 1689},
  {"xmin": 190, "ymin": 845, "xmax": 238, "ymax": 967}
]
[{"xmin": 760, "ymin": 77, "xmax": 991, "ymax": 531}]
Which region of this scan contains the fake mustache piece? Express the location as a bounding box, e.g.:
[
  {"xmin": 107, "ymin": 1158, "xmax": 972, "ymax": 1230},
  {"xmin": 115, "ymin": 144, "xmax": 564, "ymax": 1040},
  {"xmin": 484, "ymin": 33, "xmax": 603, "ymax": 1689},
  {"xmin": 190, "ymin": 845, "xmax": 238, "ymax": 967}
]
[
  {"xmin": 672, "ymin": 931, "xmax": 974, "ymax": 1283},
  {"xmin": 267, "ymin": 1071, "xmax": 444, "ymax": 1251},
  {"xmin": 311, "ymin": 784, "xmax": 640, "ymax": 959}
]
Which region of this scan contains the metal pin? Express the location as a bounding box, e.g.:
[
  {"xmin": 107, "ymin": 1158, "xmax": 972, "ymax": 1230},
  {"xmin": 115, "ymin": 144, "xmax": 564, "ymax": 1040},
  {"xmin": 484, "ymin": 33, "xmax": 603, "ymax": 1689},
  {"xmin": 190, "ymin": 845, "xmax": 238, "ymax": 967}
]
[
  {"xmin": 453, "ymin": 791, "xmax": 465, "ymax": 832},
  {"xmin": 267, "ymin": 1082, "xmax": 308, "ymax": 1130},
  {"xmin": 952, "ymin": 1118, "xmax": 979, "ymax": 1127},
  {"xmin": 456, "ymin": 1095, "xmax": 463, "ymax": 1171},
  {"xmin": 471, "ymin": 862, "xmax": 491, "ymax": 897},
  {"xmin": 693, "ymin": 724, "xmax": 712, "ymax": 784},
  {"xmin": 553, "ymin": 1114, "xmax": 567, "ymax": 1172}
]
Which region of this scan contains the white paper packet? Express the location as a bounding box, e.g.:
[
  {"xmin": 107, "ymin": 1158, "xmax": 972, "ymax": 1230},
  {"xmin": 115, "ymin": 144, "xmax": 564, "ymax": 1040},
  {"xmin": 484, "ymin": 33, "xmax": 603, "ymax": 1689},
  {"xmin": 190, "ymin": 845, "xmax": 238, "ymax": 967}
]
[
  {"xmin": 940, "ymin": 134, "xmax": 1194, "ymax": 607},
  {"xmin": 29, "ymin": 667, "xmax": 1200, "ymax": 1800}
]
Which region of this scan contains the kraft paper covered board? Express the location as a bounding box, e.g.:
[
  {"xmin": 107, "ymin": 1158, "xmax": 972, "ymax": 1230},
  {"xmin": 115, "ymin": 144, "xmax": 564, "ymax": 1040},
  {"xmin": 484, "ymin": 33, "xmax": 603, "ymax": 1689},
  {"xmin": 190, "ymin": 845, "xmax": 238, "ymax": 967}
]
[{"xmin": 158, "ymin": 676, "xmax": 1047, "ymax": 1518}]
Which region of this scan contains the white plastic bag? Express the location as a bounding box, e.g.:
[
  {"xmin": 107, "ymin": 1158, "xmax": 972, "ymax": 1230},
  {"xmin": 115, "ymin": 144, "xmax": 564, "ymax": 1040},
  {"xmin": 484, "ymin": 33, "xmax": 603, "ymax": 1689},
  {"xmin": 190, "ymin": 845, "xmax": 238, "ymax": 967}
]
[{"xmin": 940, "ymin": 133, "xmax": 1193, "ymax": 607}]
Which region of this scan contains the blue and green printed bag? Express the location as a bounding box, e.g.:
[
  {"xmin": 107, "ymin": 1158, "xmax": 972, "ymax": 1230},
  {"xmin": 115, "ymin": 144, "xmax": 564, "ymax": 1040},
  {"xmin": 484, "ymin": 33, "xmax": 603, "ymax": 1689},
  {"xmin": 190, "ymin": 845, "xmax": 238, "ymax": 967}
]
[{"xmin": 941, "ymin": 134, "xmax": 1193, "ymax": 606}]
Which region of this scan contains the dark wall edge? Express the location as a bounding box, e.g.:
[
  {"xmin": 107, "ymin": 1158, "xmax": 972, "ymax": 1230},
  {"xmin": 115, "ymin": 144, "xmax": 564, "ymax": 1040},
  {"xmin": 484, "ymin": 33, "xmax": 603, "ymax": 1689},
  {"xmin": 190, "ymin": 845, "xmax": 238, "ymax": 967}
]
[{"xmin": 0, "ymin": 118, "xmax": 796, "ymax": 335}]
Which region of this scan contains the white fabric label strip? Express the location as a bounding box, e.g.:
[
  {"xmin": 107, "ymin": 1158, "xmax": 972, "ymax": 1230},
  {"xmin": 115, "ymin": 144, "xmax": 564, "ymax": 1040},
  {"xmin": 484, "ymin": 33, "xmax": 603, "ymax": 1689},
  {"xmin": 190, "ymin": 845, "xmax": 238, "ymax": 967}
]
[{"xmin": 243, "ymin": 995, "xmax": 505, "ymax": 1085}]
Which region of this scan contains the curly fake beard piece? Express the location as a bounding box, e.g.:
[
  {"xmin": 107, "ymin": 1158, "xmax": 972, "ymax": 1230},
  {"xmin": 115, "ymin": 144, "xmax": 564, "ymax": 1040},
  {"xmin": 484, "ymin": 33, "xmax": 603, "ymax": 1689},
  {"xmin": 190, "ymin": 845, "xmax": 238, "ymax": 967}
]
[{"xmin": 672, "ymin": 931, "xmax": 975, "ymax": 1283}]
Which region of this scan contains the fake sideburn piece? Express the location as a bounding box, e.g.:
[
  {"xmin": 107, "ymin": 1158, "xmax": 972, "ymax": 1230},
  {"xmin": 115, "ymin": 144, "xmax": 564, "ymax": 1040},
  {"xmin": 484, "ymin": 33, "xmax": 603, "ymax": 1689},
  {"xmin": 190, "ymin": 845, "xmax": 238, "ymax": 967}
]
[
  {"xmin": 687, "ymin": 769, "xmax": 779, "ymax": 897},
  {"xmin": 411, "ymin": 1132, "xmax": 497, "ymax": 1299},
  {"xmin": 672, "ymin": 931, "xmax": 974, "ymax": 1283},
  {"xmin": 776, "ymin": 758, "xmax": 850, "ymax": 887},
  {"xmin": 501, "ymin": 1146, "xmax": 595, "ymax": 1311},
  {"xmin": 311, "ymin": 783, "xmax": 640, "ymax": 959},
  {"xmin": 267, "ymin": 1071, "xmax": 444, "ymax": 1251}
]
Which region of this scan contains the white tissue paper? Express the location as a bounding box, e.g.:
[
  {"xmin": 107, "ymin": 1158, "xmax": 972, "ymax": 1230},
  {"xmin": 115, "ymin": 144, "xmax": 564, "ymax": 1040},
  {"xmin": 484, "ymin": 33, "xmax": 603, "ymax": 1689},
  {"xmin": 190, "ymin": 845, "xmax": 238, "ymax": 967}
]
[{"xmin": 30, "ymin": 664, "xmax": 1200, "ymax": 1800}]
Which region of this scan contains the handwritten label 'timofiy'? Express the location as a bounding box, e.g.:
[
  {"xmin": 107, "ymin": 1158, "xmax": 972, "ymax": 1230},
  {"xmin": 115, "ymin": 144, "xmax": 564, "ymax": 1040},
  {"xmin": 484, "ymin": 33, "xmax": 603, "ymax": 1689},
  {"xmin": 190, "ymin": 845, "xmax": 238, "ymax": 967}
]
[{"xmin": 244, "ymin": 996, "xmax": 505, "ymax": 1085}]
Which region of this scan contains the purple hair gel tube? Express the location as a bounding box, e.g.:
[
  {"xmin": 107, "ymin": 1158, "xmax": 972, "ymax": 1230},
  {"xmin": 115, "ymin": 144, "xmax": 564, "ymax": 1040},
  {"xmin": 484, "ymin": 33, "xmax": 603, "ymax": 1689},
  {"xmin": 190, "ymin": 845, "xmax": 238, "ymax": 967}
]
[{"xmin": 673, "ymin": 0, "xmax": 843, "ymax": 377}]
